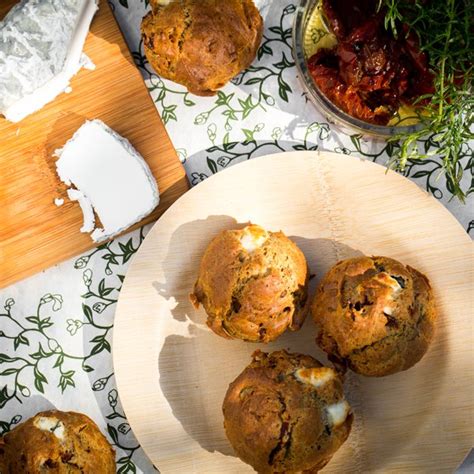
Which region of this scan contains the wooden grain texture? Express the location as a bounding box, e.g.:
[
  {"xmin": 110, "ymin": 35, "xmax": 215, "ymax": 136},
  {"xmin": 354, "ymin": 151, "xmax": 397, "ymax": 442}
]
[
  {"xmin": 0, "ymin": 0, "xmax": 188, "ymax": 289},
  {"xmin": 113, "ymin": 151, "xmax": 473, "ymax": 473}
]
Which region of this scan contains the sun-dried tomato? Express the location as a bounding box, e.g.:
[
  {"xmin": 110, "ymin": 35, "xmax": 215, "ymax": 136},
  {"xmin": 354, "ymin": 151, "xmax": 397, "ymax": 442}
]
[{"xmin": 309, "ymin": 0, "xmax": 434, "ymax": 124}]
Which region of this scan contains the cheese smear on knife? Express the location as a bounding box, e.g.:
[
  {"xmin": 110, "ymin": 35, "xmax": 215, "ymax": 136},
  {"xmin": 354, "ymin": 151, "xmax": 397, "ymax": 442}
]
[
  {"xmin": 0, "ymin": 0, "xmax": 98, "ymax": 123},
  {"xmin": 55, "ymin": 119, "xmax": 160, "ymax": 242}
]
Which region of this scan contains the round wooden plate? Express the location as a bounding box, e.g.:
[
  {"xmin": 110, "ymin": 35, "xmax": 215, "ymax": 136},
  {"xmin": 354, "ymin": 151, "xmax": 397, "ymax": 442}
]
[{"xmin": 113, "ymin": 151, "xmax": 473, "ymax": 473}]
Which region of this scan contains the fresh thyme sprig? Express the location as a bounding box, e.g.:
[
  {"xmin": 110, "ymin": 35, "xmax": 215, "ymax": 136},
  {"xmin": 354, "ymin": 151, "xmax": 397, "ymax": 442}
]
[{"xmin": 379, "ymin": 0, "xmax": 473, "ymax": 201}]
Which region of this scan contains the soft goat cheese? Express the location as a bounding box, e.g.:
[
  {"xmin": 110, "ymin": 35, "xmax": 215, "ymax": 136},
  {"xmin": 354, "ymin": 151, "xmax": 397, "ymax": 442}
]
[
  {"xmin": 34, "ymin": 416, "xmax": 66, "ymax": 440},
  {"xmin": 55, "ymin": 119, "xmax": 160, "ymax": 242},
  {"xmin": 67, "ymin": 188, "xmax": 95, "ymax": 232},
  {"xmin": 239, "ymin": 225, "xmax": 268, "ymax": 252},
  {"xmin": 0, "ymin": 0, "xmax": 98, "ymax": 123},
  {"xmin": 294, "ymin": 367, "xmax": 335, "ymax": 388},
  {"xmin": 326, "ymin": 400, "xmax": 351, "ymax": 427}
]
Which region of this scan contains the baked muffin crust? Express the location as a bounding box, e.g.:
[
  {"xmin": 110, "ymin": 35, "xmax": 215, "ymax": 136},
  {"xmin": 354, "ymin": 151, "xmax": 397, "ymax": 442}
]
[
  {"xmin": 191, "ymin": 224, "xmax": 309, "ymax": 342},
  {"xmin": 0, "ymin": 410, "xmax": 115, "ymax": 473},
  {"xmin": 141, "ymin": 0, "xmax": 263, "ymax": 95},
  {"xmin": 312, "ymin": 256, "xmax": 437, "ymax": 377},
  {"xmin": 223, "ymin": 350, "xmax": 353, "ymax": 473}
]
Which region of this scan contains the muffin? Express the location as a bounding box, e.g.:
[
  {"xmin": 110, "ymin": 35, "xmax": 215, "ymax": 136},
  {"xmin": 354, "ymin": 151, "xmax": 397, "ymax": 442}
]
[
  {"xmin": 141, "ymin": 0, "xmax": 263, "ymax": 95},
  {"xmin": 312, "ymin": 256, "xmax": 437, "ymax": 377},
  {"xmin": 0, "ymin": 410, "xmax": 115, "ymax": 473},
  {"xmin": 190, "ymin": 224, "xmax": 309, "ymax": 342},
  {"xmin": 223, "ymin": 350, "xmax": 353, "ymax": 473}
]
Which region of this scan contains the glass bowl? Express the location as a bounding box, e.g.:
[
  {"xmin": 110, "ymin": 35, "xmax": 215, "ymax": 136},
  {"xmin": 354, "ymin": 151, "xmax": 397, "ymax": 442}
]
[{"xmin": 292, "ymin": 0, "xmax": 422, "ymax": 138}]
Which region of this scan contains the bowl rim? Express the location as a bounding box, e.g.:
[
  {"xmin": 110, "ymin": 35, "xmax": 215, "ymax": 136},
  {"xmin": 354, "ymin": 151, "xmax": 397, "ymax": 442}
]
[{"xmin": 292, "ymin": 0, "xmax": 423, "ymax": 138}]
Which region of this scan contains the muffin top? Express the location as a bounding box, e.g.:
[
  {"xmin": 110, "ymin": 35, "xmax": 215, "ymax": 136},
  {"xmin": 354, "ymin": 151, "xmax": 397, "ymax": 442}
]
[
  {"xmin": 191, "ymin": 224, "xmax": 309, "ymax": 342},
  {"xmin": 223, "ymin": 350, "xmax": 353, "ymax": 473},
  {"xmin": 0, "ymin": 410, "xmax": 115, "ymax": 473},
  {"xmin": 141, "ymin": 0, "xmax": 263, "ymax": 95},
  {"xmin": 312, "ymin": 256, "xmax": 437, "ymax": 376}
]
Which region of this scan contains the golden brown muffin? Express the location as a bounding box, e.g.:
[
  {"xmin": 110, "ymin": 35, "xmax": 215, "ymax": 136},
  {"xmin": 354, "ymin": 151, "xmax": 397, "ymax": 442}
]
[
  {"xmin": 0, "ymin": 410, "xmax": 115, "ymax": 473},
  {"xmin": 141, "ymin": 0, "xmax": 263, "ymax": 95},
  {"xmin": 312, "ymin": 256, "xmax": 437, "ymax": 377},
  {"xmin": 223, "ymin": 350, "xmax": 353, "ymax": 473},
  {"xmin": 190, "ymin": 224, "xmax": 310, "ymax": 342}
]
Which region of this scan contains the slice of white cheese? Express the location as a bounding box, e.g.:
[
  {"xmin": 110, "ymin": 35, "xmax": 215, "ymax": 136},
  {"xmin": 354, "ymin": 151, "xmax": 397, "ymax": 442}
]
[
  {"xmin": 0, "ymin": 0, "xmax": 98, "ymax": 123},
  {"xmin": 55, "ymin": 119, "xmax": 160, "ymax": 242}
]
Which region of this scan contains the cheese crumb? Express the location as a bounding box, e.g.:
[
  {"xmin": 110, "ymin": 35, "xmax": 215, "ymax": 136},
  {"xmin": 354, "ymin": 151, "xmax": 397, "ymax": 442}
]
[
  {"xmin": 390, "ymin": 282, "xmax": 401, "ymax": 294},
  {"xmin": 294, "ymin": 367, "xmax": 335, "ymax": 388},
  {"xmin": 326, "ymin": 400, "xmax": 350, "ymax": 427},
  {"xmin": 80, "ymin": 54, "xmax": 96, "ymax": 71},
  {"xmin": 375, "ymin": 273, "xmax": 402, "ymax": 293},
  {"xmin": 67, "ymin": 189, "xmax": 95, "ymax": 233},
  {"xmin": 34, "ymin": 417, "xmax": 66, "ymax": 440},
  {"xmin": 55, "ymin": 119, "xmax": 159, "ymax": 242},
  {"xmin": 54, "ymin": 198, "xmax": 65, "ymax": 207},
  {"xmin": 239, "ymin": 225, "xmax": 268, "ymax": 252}
]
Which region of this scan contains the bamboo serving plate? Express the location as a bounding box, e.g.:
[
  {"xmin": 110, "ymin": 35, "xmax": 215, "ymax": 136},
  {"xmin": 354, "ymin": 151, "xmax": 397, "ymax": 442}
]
[{"xmin": 113, "ymin": 151, "xmax": 473, "ymax": 473}]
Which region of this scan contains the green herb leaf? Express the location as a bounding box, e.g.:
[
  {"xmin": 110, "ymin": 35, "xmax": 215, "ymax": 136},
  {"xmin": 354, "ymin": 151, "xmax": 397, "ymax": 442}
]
[{"xmin": 381, "ymin": 0, "xmax": 474, "ymax": 200}]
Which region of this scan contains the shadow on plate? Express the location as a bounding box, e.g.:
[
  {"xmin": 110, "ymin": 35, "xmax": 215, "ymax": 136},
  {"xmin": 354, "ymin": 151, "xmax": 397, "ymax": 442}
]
[
  {"xmin": 155, "ymin": 215, "xmax": 421, "ymax": 465},
  {"xmin": 153, "ymin": 215, "xmax": 450, "ymax": 469}
]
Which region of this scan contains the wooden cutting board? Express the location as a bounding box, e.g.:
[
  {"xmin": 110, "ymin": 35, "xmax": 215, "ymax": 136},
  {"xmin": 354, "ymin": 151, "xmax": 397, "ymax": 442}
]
[{"xmin": 0, "ymin": 0, "xmax": 189, "ymax": 289}]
